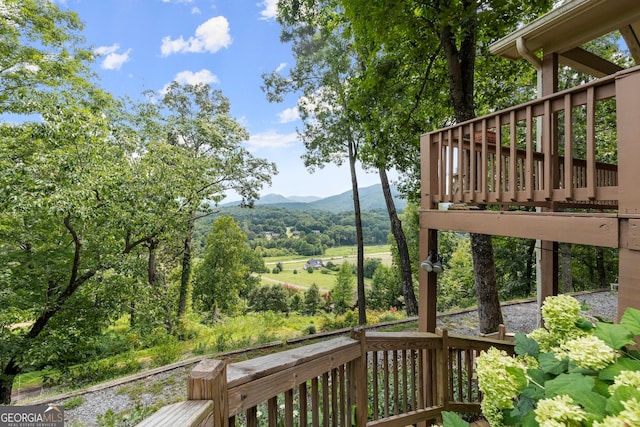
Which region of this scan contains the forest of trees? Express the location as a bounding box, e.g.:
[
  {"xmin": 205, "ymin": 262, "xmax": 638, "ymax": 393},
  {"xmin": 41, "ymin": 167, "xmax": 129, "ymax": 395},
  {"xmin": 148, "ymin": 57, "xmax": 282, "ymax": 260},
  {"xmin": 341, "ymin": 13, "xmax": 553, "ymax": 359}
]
[
  {"xmin": 195, "ymin": 206, "xmax": 394, "ymax": 256},
  {"xmin": 0, "ymin": 0, "xmax": 628, "ymax": 405}
]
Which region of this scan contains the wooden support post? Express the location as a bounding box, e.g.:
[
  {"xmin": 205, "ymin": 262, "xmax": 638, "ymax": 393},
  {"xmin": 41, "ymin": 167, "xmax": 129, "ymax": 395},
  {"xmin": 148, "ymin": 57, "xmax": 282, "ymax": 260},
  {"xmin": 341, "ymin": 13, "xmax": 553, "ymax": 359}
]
[
  {"xmin": 188, "ymin": 359, "xmax": 229, "ymax": 427},
  {"xmin": 437, "ymin": 329, "xmax": 449, "ymax": 411},
  {"xmin": 616, "ymin": 68, "xmax": 640, "ymax": 319},
  {"xmin": 349, "ymin": 329, "xmax": 368, "ymax": 427},
  {"xmin": 419, "ymin": 229, "xmax": 439, "ymax": 333},
  {"xmin": 420, "ymin": 131, "xmax": 440, "ymax": 333},
  {"xmin": 538, "ymin": 52, "xmax": 560, "ymax": 325},
  {"xmin": 539, "ymin": 240, "xmax": 558, "ymax": 319}
]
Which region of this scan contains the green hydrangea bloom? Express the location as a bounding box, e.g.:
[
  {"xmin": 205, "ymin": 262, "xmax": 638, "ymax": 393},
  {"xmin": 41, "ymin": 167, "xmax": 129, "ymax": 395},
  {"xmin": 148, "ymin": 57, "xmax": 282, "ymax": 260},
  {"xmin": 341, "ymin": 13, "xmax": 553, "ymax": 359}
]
[
  {"xmin": 527, "ymin": 327, "xmax": 555, "ymax": 352},
  {"xmin": 610, "ymin": 370, "xmax": 640, "ymax": 393},
  {"xmin": 593, "ymin": 398, "xmax": 640, "ymax": 427},
  {"xmin": 541, "ymin": 294, "xmax": 581, "ymax": 334},
  {"xmin": 534, "ymin": 395, "xmax": 586, "ymax": 427},
  {"xmin": 476, "ymin": 347, "xmax": 527, "ymax": 426},
  {"xmin": 556, "ymin": 335, "xmax": 618, "ymax": 370}
]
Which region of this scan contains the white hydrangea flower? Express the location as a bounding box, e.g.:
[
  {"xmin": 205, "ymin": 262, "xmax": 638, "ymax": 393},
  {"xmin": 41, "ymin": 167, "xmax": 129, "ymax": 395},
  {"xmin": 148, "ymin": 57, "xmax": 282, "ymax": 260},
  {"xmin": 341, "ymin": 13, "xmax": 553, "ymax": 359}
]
[
  {"xmin": 610, "ymin": 370, "xmax": 640, "ymax": 394},
  {"xmin": 534, "ymin": 395, "xmax": 586, "ymax": 427},
  {"xmin": 593, "ymin": 418, "xmax": 627, "ymax": 427},
  {"xmin": 558, "ymin": 335, "xmax": 617, "ymax": 370},
  {"xmin": 619, "ymin": 398, "xmax": 640, "ymax": 426},
  {"xmin": 541, "ymin": 295, "xmax": 581, "ymax": 334},
  {"xmin": 593, "ymin": 398, "xmax": 640, "ymax": 427},
  {"xmin": 476, "ymin": 347, "xmax": 527, "ymax": 426}
]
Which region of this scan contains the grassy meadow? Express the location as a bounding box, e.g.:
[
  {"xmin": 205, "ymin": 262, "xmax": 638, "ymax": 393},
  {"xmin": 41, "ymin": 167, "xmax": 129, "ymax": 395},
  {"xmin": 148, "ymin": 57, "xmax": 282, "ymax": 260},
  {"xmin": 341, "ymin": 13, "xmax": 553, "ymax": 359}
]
[{"xmin": 261, "ymin": 245, "xmax": 392, "ymax": 291}]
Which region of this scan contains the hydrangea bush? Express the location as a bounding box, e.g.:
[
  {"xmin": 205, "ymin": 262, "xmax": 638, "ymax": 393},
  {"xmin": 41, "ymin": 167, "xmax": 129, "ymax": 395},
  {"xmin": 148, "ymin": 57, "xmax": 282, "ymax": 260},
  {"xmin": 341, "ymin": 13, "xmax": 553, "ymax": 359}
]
[{"xmin": 443, "ymin": 295, "xmax": 640, "ymax": 427}]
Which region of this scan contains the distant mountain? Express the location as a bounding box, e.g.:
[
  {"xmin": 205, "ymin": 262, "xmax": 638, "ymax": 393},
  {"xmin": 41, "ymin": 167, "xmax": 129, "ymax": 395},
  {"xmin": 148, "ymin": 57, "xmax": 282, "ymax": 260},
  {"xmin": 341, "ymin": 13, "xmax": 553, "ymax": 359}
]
[
  {"xmin": 222, "ymin": 184, "xmax": 406, "ymax": 213},
  {"xmin": 288, "ymin": 195, "xmax": 322, "ymax": 203}
]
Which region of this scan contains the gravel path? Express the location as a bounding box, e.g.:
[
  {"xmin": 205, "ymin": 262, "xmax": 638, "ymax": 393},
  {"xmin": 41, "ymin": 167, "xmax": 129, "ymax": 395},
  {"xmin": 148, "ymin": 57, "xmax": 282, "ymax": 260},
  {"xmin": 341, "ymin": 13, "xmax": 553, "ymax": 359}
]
[
  {"xmin": 51, "ymin": 290, "xmax": 617, "ymax": 426},
  {"xmin": 437, "ymin": 289, "xmax": 618, "ymax": 336}
]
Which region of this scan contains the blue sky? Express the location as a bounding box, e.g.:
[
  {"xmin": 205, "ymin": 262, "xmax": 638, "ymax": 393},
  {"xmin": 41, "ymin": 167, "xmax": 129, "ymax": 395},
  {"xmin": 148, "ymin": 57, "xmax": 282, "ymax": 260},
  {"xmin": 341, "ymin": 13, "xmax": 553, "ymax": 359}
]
[{"xmin": 58, "ymin": 0, "xmax": 384, "ymax": 199}]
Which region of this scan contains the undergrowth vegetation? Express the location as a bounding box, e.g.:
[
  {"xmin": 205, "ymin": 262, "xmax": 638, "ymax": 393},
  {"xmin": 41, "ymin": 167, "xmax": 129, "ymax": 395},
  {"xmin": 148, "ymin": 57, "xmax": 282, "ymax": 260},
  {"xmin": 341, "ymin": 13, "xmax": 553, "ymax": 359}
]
[{"xmin": 17, "ymin": 308, "xmax": 407, "ymax": 395}]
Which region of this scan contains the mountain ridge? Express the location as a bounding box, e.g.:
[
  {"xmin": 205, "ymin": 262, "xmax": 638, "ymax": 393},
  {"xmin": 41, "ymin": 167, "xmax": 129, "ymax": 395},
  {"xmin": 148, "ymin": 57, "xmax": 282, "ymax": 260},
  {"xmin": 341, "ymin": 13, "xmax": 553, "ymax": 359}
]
[{"xmin": 222, "ymin": 184, "xmax": 406, "ymax": 213}]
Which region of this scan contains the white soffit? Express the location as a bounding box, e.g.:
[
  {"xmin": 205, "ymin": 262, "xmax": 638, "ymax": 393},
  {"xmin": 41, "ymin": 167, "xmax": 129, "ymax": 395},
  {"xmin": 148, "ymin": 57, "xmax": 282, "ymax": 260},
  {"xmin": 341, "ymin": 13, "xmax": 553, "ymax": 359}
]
[{"xmin": 490, "ymin": 0, "xmax": 640, "ymax": 60}]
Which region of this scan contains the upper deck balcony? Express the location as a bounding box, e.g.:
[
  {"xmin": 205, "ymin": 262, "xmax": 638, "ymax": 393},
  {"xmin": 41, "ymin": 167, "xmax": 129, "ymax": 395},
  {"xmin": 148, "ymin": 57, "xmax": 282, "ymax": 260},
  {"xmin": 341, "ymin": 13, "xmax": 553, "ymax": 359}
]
[
  {"xmin": 421, "ymin": 69, "xmax": 623, "ymax": 212},
  {"xmin": 418, "ymin": 0, "xmax": 640, "ymax": 331}
]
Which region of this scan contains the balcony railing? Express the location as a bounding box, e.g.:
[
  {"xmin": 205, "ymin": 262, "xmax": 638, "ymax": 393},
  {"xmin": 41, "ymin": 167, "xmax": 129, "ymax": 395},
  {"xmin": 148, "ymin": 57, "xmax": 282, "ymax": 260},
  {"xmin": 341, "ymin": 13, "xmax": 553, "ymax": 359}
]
[
  {"xmin": 421, "ymin": 70, "xmax": 624, "ymax": 210},
  {"xmin": 136, "ymin": 330, "xmax": 514, "ymax": 427}
]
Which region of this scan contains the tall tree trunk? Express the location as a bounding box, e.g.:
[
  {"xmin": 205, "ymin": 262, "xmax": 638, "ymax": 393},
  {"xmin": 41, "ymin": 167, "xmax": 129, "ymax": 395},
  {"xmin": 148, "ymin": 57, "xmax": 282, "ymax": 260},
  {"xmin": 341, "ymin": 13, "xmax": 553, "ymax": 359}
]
[
  {"xmin": 471, "ymin": 234, "xmax": 504, "ymax": 333},
  {"xmin": 0, "ymin": 360, "xmax": 20, "ymax": 404},
  {"xmin": 560, "ymin": 243, "xmax": 573, "ymax": 293},
  {"xmin": 525, "ymin": 239, "xmax": 536, "ymax": 295},
  {"xmin": 129, "ymin": 300, "xmax": 136, "ymax": 328},
  {"xmin": 177, "ymin": 215, "xmax": 194, "ymax": 318},
  {"xmin": 148, "ymin": 239, "xmax": 173, "ymax": 332},
  {"xmin": 440, "ymin": 9, "xmax": 502, "ymax": 333},
  {"xmin": 596, "ymin": 246, "xmax": 606, "ymax": 289},
  {"xmin": 378, "ymin": 166, "xmax": 418, "ymax": 315},
  {"xmin": 348, "ymin": 142, "xmax": 366, "ymax": 325},
  {"xmin": 0, "ymin": 216, "xmax": 97, "ymax": 404}
]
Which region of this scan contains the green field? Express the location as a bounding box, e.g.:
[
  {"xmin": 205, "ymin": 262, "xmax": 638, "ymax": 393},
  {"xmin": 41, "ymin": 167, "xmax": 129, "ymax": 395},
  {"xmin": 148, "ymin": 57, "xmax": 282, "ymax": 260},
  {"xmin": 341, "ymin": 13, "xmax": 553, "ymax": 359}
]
[{"xmin": 261, "ymin": 245, "xmax": 390, "ymax": 292}]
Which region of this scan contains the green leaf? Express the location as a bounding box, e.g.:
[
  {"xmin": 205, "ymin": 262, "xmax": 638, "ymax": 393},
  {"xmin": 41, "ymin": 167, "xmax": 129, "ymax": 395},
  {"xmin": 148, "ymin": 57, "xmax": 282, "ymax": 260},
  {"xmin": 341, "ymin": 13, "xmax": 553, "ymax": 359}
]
[
  {"xmin": 598, "ymin": 357, "xmax": 640, "ymax": 381},
  {"xmin": 506, "ymin": 366, "xmax": 528, "ymax": 389},
  {"xmin": 620, "ymin": 307, "xmax": 640, "ymax": 336},
  {"xmin": 515, "ymin": 332, "xmax": 539, "ymax": 357},
  {"xmin": 502, "ymin": 408, "xmax": 521, "ymax": 426},
  {"xmin": 606, "ymin": 385, "xmax": 640, "ymax": 415},
  {"xmin": 516, "ymin": 395, "xmax": 536, "ymax": 415},
  {"xmin": 521, "ymin": 410, "xmax": 538, "ymax": 427},
  {"xmin": 576, "ymin": 317, "xmax": 595, "ymax": 332},
  {"xmin": 539, "ymin": 352, "xmax": 568, "ymax": 375},
  {"xmin": 524, "ymin": 368, "xmax": 550, "ymax": 400},
  {"xmin": 545, "ymin": 373, "xmax": 594, "ymax": 398},
  {"xmin": 521, "ymin": 383, "xmax": 544, "ymax": 400},
  {"xmin": 594, "ymin": 322, "xmax": 635, "ymax": 349},
  {"xmin": 593, "ymin": 379, "xmax": 612, "ymax": 398},
  {"xmin": 441, "ymin": 411, "xmax": 470, "ymax": 427},
  {"xmin": 545, "ymin": 373, "xmax": 607, "ymax": 419}
]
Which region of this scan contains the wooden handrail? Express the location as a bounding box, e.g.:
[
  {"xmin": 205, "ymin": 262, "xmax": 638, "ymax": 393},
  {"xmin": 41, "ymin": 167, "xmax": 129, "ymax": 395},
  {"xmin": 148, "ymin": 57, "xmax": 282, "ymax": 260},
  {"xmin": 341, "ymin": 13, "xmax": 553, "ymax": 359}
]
[
  {"xmin": 420, "ymin": 66, "xmax": 639, "ymax": 208},
  {"xmin": 136, "ymin": 330, "xmax": 515, "ymax": 427}
]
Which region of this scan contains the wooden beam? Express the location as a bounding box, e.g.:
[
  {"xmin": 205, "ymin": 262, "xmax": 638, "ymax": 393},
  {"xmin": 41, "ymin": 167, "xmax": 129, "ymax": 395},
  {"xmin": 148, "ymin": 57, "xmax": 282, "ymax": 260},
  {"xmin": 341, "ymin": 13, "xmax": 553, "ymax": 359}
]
[
  {"xmin": 560, "ymin": 47, "xmax": 624, "ymax": 77},
  {"xmin": 419, "ymin": 210, "xmax": 618, "ymax": 248},
  {"xmin": 620, "ymin": 23, "xmax": 640, "ymax": 65}
]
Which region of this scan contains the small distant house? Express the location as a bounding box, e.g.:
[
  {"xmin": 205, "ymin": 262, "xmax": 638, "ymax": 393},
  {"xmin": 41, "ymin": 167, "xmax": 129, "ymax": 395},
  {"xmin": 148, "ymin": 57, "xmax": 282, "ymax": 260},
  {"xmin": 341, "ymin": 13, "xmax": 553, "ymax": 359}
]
[
  {"xmin": 263, "ymin": 232, "xmax": 281, "ymax": 240},
  {"xmin": 291, "ymin": 230, "xmax": 301, "ymax": 238},
  {"xmin": 303, "ymin": 259, "xmax": 324, "ymax": 270}
]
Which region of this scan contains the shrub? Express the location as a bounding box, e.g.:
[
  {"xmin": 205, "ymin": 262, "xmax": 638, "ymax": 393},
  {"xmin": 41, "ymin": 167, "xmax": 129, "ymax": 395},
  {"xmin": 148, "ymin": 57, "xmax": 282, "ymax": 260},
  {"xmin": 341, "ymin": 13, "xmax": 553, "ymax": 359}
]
[
  {"xmin": 63, "ymin": 396, "xmax": 84, "ymax": 410},
  {"xmin": 444, "ymin": 295, "xmax": 640, "ymax": 427},
  {"xmin": 302, "ymin": 323, "xmax": 316, "ymax": 335},
  {"xmin": 149, "ymin": 339, "xmax": 182, "ymax": 367}
]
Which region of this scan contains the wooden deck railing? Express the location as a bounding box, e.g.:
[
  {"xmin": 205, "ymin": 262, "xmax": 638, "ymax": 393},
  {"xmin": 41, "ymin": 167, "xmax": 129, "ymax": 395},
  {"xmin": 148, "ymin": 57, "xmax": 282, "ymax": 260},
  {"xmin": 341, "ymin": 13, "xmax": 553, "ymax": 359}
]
[
  {"xmin": 421, "ymin": 67, "xmax": 632, "ymax": 209},
  {"xmin": 136, "ymin": 330, "xmax": 514, "ymax": 427}
]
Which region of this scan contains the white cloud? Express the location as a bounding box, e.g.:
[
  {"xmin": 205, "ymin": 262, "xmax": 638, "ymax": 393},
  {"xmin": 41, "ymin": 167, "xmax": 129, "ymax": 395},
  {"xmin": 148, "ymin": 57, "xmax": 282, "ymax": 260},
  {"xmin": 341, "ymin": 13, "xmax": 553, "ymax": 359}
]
[
  {"xmin": 160, "ymin": 69, "xmax": 220, "ymax": 93},
  {"xmin": 248, "ymin": 130, "xmax": 298, "ymax": 151},
  {"xmin": 258, "ymin": 0, "xmax": 278, "ymax": 20},
  {"xmin": 174, "ymin": 69, "xmax": 220, "ymax": 85},
  {"xmin": 95, "ymin": 44, "xmax": 131, "ymax": 70},
  {"xmin": 94, "ymin": 44, "xmax": 119, "ymax": 56},
  {"xmin": 275, "ymin": 62, "xmax": 287, "ymax": 73},
  {"xmin": 160, "ymin": 16, "xmax": 232, "ymax": 56},
  {"xmin": 278, "ymin": 107, "xmax": 299, "ymax": 123},
  {"xmin": 191, "ymin": 7, "xmax": 201, "ymax": 14}
]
